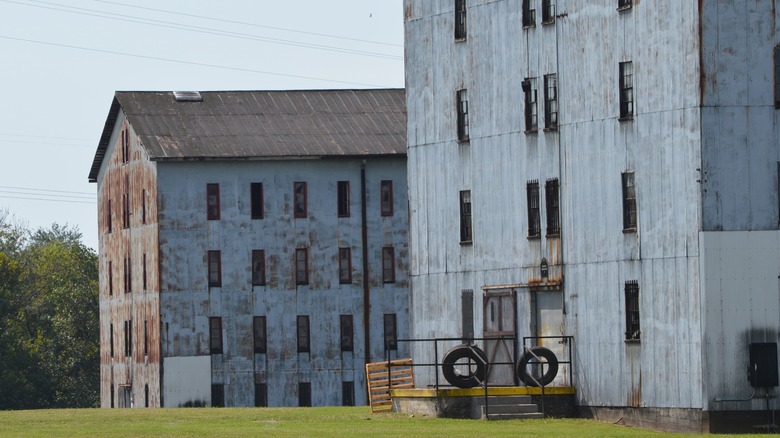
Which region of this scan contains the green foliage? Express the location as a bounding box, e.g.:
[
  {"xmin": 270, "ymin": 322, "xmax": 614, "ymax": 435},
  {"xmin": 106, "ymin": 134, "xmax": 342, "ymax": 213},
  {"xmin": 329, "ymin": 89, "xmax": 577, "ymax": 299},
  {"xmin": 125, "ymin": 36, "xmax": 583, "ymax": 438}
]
[{"xmin": 0, "ymin": 211, "xmax": 98, "ymax": 409}]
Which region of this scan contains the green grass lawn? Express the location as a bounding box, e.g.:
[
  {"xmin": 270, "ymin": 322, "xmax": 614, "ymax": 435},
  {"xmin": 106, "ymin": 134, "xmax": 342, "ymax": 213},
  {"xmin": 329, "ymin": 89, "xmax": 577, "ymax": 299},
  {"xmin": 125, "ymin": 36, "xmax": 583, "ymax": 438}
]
[{"xmin": 0, "ymin": 407, "xmax": 764, "ymax": 437}]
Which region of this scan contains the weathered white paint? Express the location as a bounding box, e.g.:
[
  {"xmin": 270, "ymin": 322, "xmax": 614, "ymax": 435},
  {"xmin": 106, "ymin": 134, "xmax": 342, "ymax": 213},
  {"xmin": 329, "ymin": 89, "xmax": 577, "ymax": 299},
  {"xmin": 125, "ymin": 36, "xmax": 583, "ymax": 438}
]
[{"xmin": 162, "ymin": 356, "xmax": 211, "ymax": 407}]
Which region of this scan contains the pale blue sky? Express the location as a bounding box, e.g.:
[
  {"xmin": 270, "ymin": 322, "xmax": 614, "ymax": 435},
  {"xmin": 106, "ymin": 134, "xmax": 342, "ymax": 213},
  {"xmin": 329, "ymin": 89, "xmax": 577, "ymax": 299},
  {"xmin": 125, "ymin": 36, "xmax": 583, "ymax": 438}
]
[{"xmin": 0, "ymin": 0, "xmax": 404, "ymax": 249}]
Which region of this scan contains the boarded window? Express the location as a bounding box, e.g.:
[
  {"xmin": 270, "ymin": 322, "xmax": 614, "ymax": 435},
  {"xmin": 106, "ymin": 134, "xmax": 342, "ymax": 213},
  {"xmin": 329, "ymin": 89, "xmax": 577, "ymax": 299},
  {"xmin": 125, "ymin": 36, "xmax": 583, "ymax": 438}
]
[
  {"xmin": 461, "ymin": 289, "xmax": 474, "ymax": 340},
  {"xmin": 384, "ymin": 313, "xmax": 398, "ymax": 351},
  {"xmin": 207, "ymin": 183, "xmax": 220, "ymax": 220},
  {"xmin": 523, "ymin": 78, "xmax": 538, "ymax": 133},
  {"xmin": 124, "ymin": 319, "xmax": 132, "ymax": 357},
  {"xmin": 619, "ymin": 61, "xmax": 634, "ymax": 120},
  {"xmin": 108, "ymin": 260, "xmax": 113, "ymax": 295},
  {"xmin": 106, "ymin": 199, "xmax": 112, "ymax": 234},
  {"xmin": 454, "ymin": 0, "xmax": 467, "ymax": 40},
  {"xmin": 251, "ymin": 182, "xmax": 264, "ymax": 219},
  {"xmin": 252, "ymin": 250, "xmax": 266, "ymax": 286},
  {"xmin": 459, "ymin": 190, "xmax": 472, "ymax": 243},
  {"xmin": 544, "ymin": 73, "xmax": 558, "ymax": 130},
  {"xmin": 456, "ymin": 89, "xmax": 470, "ymax": 142},
  {"xmin": 338, "ymin": 247, "xmax": 352, "ymax": 284},
  {"xmin": 122, "ymin": 193, "xmax": 130, "ymax": 229},
  {"xmin": 144, "ymin": 384, "xmax": 149, "ymax": 408},
  {"xmin": 298, "ymin": 382, "xmax": 312, "ymax": 407},
  {"xmin": 545, "ymin": 178, "xmax": 560, "ymax": 236},
  {"xmin": 211, "ymin": 384, "xmax": 225, "ymax": 407},
  {"xmin": 382, "ymin": 246, "xmax": 395, "ymax": 283},
  {"xmin": 253, "ymin": 316, "xmax": 267, "ymax": 354},
  {"xmin": 526, "ymin": 180, "xmax": 541, "ymax": 238},
  {"xmin": 340, "ymin": 314, "xmax": 354, "ymax": 352},
  {"xmin": 622, "ymin": 172, "xmax": 637, "ymax": 231},
  {"xmin": 297, "ymin": 315, "xmax": 310, "ymax": 353},
  {"xmin": 141, "ymin": 189, "xmax": 146, "ymax": 224},
  {"xmin": 380, "ymin": 180, "xmax": 394, "ymax": 216},
  {"xmin": 294, "ymin": 182, "xmax": 307, "ymax": 218},
  {"xmin": 144, "ymin": 319, "xmax": 148, "ymax": 356},
  {"xmin": 775, "ymin": 46, "xmax": 780, "ymax": 109},
  {"xmin": 255, "ymin": 383, "xmax": 268, "ymax": 407},
  {"xmin": 208, "ymin": 250, "xmax": 222, "ymax": 287},
  {"xmin": 295, "ymin": 248, "xmax": 309, "ymax": 285},
  {"xmin": 209, "ymin": 316, "xmax": 223, "ymax": 354},
  {"xmin": 624, "ymin": 281, "xmax": 640, "ymax": 341},
  {"xmin": 542, "ymin": 0, "xmax": 555, "ymax": 24},
  {"xmin": 110, "ymin": 323, "xmax": 114, "ymax": 357},
  {"xmin": 522, "ymin": 0, "xmax": 536, "ymax": 27},
  {"xmin": 123, "ymin": 256, "xmax": 132, "ymax": 293},
  {"xmin": 121, "ymin": 128, "xmax": 130, "ymax": 163},
  {"xmin": 342, "ymin": 381, "xmax": 355, "ymax": 406},
  {"xmin": 142, "ymin": 253, "xmax": 147, "ymax": 291},
  {"xmin": 337, "ymin": 181, "xmax": 350, "ymax": 217},
  {"xmin": 110, "ymin": 386, "xmax": 115, "ymax": 408}
]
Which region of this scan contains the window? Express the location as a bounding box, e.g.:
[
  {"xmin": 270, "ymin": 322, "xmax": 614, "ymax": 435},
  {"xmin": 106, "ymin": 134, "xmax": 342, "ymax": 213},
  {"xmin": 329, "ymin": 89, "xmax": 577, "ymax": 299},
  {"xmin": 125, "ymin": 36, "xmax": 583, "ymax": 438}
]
[
  {"xmin": 454, "ymin": 0, "xmax": 467, "ymax": 40},
  {"xmin": 298, "ymin": 382, "xmax": 312, "ymax": 407},
  {"xmin": 211, "ymin": 384, "xmax": 225, "ymax": 407},
  {"xmin": 250, "ymin": 182, "xmax": 264, "ymax": 219},
  {"xmin": 144, "ymin": 384, "xmax": 149, "ymax": 408},
  {"xmin": 142, "ymin": 253, "xmax": 147, "ymax": 291},
  {"xmin": 621, "ymin": 172, "xmax": 637, "ymax": 231},
  {"xmin": 461, "ymin": 289, "xmax": 474, "ymax": 340},
  {"xmin": 384, "ymin": 313, "xmax": 398, "ymax": 351},
  {"xmin": 522, "ymin": 0, "xmax": 536, "ymax": 27},
  {"xmin": 545, "ymin": 178, "xmax": 560, "ymax": 236},
  {"xmin": 456, "ymin": 89, "xmax": 469, "ymax": 142},
  {"xmin": 121, "ymin": 128, "xmax": 130, "ymax": 163},
  {"xmin": 108, "ymin": 260, "xmax": 113, "ymax": 295},
  {"xmin": 295, "ymin": 248, "xmax": 309, "ymax": 285},
  {"xmin": 252, "ymin": 250, "xmax": 266, "ymax": 286},
  {"xmin": 123, "ymin": 256, "xmax": 132, "ymax": 293},
  {"xmin": 338, "ymin": 247, "xmax": 352, "ymax": 284},
  {"xmin": 526, "ymin": 180, "xmax": 541, "ymax": 238},
  {"xmin": 624, "ymin": 281, "xmax": 640, "ymax": 341},
  {"xmin": 143, "ymin": 320, "xmax": 148, "ymax": 356},
  {"xmin": 459, "ymin": 190, "xmax": 473, "ymax": 243},
  {"xmin": 619, "ymin": 61, "xmax": 634, "ymax": 120},
  {"xmin": 380, "ymin": 180, "xmax": 394, "ymax": 216},
  {"xmin": 255, "ymin": 383, "xmax": 268, "ymax": 407},
  {"xmin": 294, "ymin": 182, "xmax": 307, "ymax": 218},
  {"xmin": 775, "ymin": 46, "xmax": 780, "ymax": 109},
  {"xmin": 207, "ymin": 183, "xmax": 220, "ymax": 220},
  {"xmin": 542, "ymin": 0, "xmax": 555, "ymax": 24},
  {"xmin": 340, "ymin": 314, "xmax": 354, "ymax": 352},
  {"xmin": 110, "ymin": 323, "xmax": 114, "ymax": 358},
  {"xmin": 124, "ymin": 319, "xmax": 132, "ymax": 357},
  {"xmin": 522, "ymin": 78, "xmax": 538, "ymax": 133},
  {"xmin": 342, "ymin": 381, "xmax": 355, "ymax": 407},
  {"xmin": 141, "ymin": 189, "xmax": 146, "ymax": 224},
  {"xmin": 382, "ymin": 246, "xmax": 395, "ymax": 283},
  {"xmin": 122, "ymin": 193, "xmax": 130, "ymax": 229},
  {"xmin": 544, "ymin": 74, "xmax": 558, "ymax": 130},
  {"xmin": 618, "ymin": 0, "xmax": 632, "ymax": 10},
  {"xmin": 209, "ymin": 316, "xmax": 223, "ymax": 354},
  {"xmin": 297, "ymin": 315, "xmax": 310, "ymax": 353},
  {"xmin": 253, "ymin": 316, "xmax": 267, "ymax": 354},
  {"xmin": 337, "ymin": 181, "xmax": 350, "ymax": 217},
  {"xmin": 106, "ymin": 199, "xmax": 112, "ymax": 233},
  {"xmin": 110, "ymin": 386, "xmax": 115, "ymax": 408},
  {"xmin": 208, "ymin": 250, "xmax": 222, "ymax": 287}
]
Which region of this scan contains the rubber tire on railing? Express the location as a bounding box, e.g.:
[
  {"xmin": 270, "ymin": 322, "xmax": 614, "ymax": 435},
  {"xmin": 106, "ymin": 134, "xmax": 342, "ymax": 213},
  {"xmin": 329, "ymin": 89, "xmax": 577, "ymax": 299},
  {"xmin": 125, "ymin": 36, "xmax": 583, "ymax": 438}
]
[
  {"xmin": 441, "ymin": 344, "xmax": 488, "ymax": 388},
  {"xmin": 516, "ymin": 346, "xmax": 559, "ymax": 387}
]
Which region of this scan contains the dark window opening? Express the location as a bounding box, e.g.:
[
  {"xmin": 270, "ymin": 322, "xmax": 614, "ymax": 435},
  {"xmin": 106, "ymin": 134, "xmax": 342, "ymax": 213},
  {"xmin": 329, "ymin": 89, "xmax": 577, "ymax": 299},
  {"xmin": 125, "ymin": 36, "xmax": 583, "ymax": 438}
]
[
  {"xmin": 624, "ymin": 280, "xmax": 640, "ymax": 341},
  {"xmin": 294, "ymin": 182, "xmax": 307, "ymax": 218},
  {"xmin": 110, "ymin": 386, "xmax": 115, "ymax": 408},
  {"xmin": 545, "ymin": 178, "xmax": 560, "ymax": 236},
  {"xmin": 255, "ymin": 383, "xmax": 268, "ymax": 407},
  {"xmin": 384, "ymin": 313, "xmax": 398, "ymax": 351},
  {"xmin": 337, "ymin": 181, "xmax": 350, "ymax": 217},
  {"xmin": 121, "ymin": 128, "xmax": 130, "ymax": 163},
  {"xmin": 251, "ymin": 182, "xmax": 264, "ymax": 219},
  {"xmin": 459, "ymin": 190, "xmax": 472, "ymax": 243},
  {"xmin": 522, "ymin": 0, "xmax": 536, "ymax": 27},
  {"xmin": 298, "ymin": 382, "xmax": 312, "ymax": 407},
  {"xmin": 211, "ymin": 384, "xmax": 225, "ymax": 407},
  {"xmin": 618, "ymin": 0, "xmax": 632, "ymax": 10},
  {"xmin": 342, "ymin": 381, "xmax": 355, "ymax": 406},
  {"xmin": 142, "ymin": 253, "xmax": 147, "ymax": 291},
  {"xmin": 382, "ymin": 246, "xmax": 395, "ymax": 283},
  {"xmin": 523, "ymin": 78, "xmax": 538, "ymax": 133},
  {"xmin": 297, "ymin": 315, "xmax": 310, "ymax": 353},
  {"xmin": 108, "ymin": 260, "xmax": 113, "ymax": 295},
  {"xmin": 110, "ymin": 323, "xmax": 114, "ymax": 358},
  {"xmin": 106, "ymin": 199, "xmax": 112, "ymax": 234},
  {"xmin": 542, "ymin": 0, "xmax": 555, "ymax": 24},
  {"xmin": 295, "ymin": 248, "xmax": 309, "ymax": 285},
  {"xmin": 209, "ymin": 316, "xmax": 223, "ymax": 354},
  {"xmin": 141, "ymin": 189, "xmax": 146, "ymax": 224},
  {"xmin": 455, "ymin": 0, "xmax": 467, "ymax": 40},
  {"xmin": 144, "ymin": 319, "xmax": 148, "ymax": 356},
  {"xmin": 122, "ymin": 193, "xmax": 130, "ymax": 229},
  {"xmin": 619, "ymin": 61, "xmax": 634, "ymax": 120},
  {"xmin": 526, "ymin": 180, "xmax": 541, "ymax": 238},
  {"xmin": 456, "ymin": 89, "xmax": 470, "ymax": 142},
  {"xmin": 253, "ymin": 316, "xmax": 267, "ymax": 354},
  {"xmin": 207, "ymin": 183, "xmax": 220, "ymax": 220},
  {"xmin": 144, "ymin": 384, "xmax": 149, "ymax": 408},
  {"xmin": 208, "ymin": 250, "xmax": 222, "ymax": 287},
  {"xmin": 123, "ymin": 256, "xmax": 132, "ymax": 293},
  {"xmin": 380, "ymin": 180, "xmax": 394, "ymax": 216},
  {"xmin": 461, "ymin": 289, "xmax": 474, "ymax": 341},
  {"xmin": 124, "ymin": 319, "xmax": 132, "ymax": 357},
  {"xmin": 252, "ymin": 250, "xmax": 266, "ymax": 286},
  {"xmin": 338, "ymin": 247, "xmax": 352, "ymax": 284},
  {"xmin": 622, "ymin": 172, "xmax": 637, "ymax": 231},
  {"xmin": 775, "ymin": 47, "xmax": 780, "ymax": 109},
  {"xmin": 544, "ymin": 73, "xmax": 558, "ymax": 130},
  {"xmin": 340, "ymin": 314, "xmax": 354, "ymax": 352}
]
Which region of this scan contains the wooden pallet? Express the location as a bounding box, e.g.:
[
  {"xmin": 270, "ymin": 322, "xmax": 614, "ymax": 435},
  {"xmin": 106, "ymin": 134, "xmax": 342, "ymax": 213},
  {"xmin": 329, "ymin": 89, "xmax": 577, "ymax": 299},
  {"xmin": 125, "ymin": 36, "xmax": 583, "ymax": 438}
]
[{"xmin": 365, "ymin": 358, "xmax": 414, "ymax": 413}]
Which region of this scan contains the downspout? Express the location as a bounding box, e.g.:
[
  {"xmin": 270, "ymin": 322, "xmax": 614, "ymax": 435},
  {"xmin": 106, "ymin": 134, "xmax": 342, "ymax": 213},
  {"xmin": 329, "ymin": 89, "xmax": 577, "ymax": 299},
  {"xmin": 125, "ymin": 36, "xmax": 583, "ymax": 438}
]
[{"xmin": 361, "ymin": 161, "xmax": 371, "ymax": 364}]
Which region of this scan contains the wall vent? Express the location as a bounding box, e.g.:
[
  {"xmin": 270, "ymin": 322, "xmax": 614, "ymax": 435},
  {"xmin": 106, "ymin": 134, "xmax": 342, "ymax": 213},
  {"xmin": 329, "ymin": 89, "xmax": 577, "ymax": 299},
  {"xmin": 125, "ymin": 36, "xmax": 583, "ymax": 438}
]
[{"xmin": 173, "ymin": 91, "xmax": 203, "ymax": 102}]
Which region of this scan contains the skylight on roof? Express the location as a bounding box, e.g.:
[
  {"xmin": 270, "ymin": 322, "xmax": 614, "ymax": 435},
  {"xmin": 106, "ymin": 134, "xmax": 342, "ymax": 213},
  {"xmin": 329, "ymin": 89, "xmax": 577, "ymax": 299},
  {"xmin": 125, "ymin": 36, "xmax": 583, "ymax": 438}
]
[{"xmin": 173, "ymin": 91, "xmax": 203, "ymax": 102}]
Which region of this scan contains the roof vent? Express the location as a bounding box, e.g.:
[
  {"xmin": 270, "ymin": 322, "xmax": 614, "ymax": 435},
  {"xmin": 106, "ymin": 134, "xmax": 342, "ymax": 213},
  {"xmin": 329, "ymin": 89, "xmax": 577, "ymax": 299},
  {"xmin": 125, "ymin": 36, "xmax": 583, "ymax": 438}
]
[{"xmin": 173, "ymin": 91, "xmax": 203, "ymax": 102}]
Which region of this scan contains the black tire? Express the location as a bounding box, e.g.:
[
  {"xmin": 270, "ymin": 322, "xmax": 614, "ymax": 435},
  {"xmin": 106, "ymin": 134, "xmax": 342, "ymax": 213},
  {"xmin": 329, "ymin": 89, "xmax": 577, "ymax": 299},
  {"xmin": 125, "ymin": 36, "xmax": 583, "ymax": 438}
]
[
  {"xmin": 441, "ymin": 344, "xmax": 488, "ymax": 388},
  {"xmin": 516, "ymin": 346, "xmax": 559, "ymax": 387}
]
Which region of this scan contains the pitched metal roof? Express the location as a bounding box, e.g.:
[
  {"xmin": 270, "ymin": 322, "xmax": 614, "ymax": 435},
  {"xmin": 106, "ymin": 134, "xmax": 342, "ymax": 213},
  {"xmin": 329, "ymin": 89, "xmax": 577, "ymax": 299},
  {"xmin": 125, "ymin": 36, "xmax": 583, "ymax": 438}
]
[{"xmin": 88, "ymin": 89, "xmax": 407, "ymax": 182}]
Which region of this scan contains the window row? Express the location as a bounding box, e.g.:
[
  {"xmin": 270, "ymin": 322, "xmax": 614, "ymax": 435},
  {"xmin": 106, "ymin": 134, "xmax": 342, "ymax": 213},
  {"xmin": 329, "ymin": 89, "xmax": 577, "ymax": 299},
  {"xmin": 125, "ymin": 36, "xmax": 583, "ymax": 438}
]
[
  {"xmin": 210, "ymin": 380, "xmax": 355, "ymax": 408},
  {"xmin": 208, "ymin": 313, "xmax": 398, "ymax": 356},
  {"xmin": 107, "ymin": 254, "xmax": 148, "ymax": 295},
  {"xmin": 105, "ymin": 189, "xmax": 149, "ymax": 233},
  {"xmin": 109, "ymin": 319, "xmax": 150, "ymax": 359},
  {"xmin": 207, "ymin": 180, "xmax": 395, "ymax": 221},
  {"xmin": 207, "ymin": 246, "xmax": 397, "ymax": 288}
]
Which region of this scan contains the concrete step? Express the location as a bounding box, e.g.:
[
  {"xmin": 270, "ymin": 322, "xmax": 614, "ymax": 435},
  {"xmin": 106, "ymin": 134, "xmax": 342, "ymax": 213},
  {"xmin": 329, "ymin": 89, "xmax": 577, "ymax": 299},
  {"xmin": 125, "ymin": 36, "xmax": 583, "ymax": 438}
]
[
  {"xmin": 486, "ymin": 412, "xmax": 545, "ymax": 421},
  {"xmin": 481, "ymin": 403, "xmax": 539, "ymax": 415}
]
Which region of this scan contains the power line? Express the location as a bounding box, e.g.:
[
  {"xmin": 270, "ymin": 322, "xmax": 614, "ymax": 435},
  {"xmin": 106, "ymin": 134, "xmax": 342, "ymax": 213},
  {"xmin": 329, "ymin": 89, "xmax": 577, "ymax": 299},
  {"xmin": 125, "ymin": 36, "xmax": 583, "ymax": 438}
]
[
  {"xmin": 0, "ymin": 185, "xmax": 95, "ymax": 196},
  {"xmin": 0, "ymin": 190, "xmax": 95, "ymax": 201},
  {"xmin": 0, "ymin": 133, "xmax": 93, "ymax": 142},
  {"xmin": 92, "ymin": 0, "xmax": 403, "ymax": 48},
  {"xmin": 0, "ymin": 195, "xmax": 96, "ymax": 205},
  {"xmin": 4, "ymin": 0, "xmax": 402, "ymax": 61},
  {"xmin": 0, "ymin": 139, "xmax": 92, "ymax": 148},
  {"xmin": 0, "ymin": 35, "xmax": 388, "ymax": 88}
]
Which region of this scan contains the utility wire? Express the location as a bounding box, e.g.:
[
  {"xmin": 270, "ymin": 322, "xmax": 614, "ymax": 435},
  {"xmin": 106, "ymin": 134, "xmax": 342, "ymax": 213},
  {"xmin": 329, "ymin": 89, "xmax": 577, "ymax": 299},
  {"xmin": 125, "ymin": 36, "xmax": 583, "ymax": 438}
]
[
  {"xmin": 0, "ymin": 133, "xmax": 93, "ymax": 142},
  {"xmin": 0, "ymin": 195, "xmax": 96, "ymax": 205},
  {"xmin": 4, "ymin": 0, "xmax": 402, "ymax": 60},
  {"xmin": 0, "ymin": 139, "xmax": 92, "ymax": 147},
  {"xmin": 0, "ymin": 185, "xmax": 95, "ymax": 196},
  {"xmin": 0, "ymin": 35, "xmax": 388, "ymax": 88},
  {"xmin": 92, "ymin": 0, "xmax": 403, "ymax": 48}
]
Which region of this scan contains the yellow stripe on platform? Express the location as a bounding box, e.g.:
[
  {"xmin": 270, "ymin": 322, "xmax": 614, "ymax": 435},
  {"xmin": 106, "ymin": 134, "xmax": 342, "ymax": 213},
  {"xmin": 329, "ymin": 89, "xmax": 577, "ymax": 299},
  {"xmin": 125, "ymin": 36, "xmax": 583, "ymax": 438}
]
[{"xmin": 390, "ymin": 386, "xmax": 576, "ymax": 398}]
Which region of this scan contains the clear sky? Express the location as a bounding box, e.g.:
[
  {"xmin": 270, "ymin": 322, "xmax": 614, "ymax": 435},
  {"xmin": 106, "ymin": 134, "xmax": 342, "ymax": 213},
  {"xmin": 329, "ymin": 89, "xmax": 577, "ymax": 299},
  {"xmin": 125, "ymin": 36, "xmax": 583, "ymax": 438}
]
[{"xmin": 0, "ymin": 0, "xmax": 405, "ymax": 250}]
